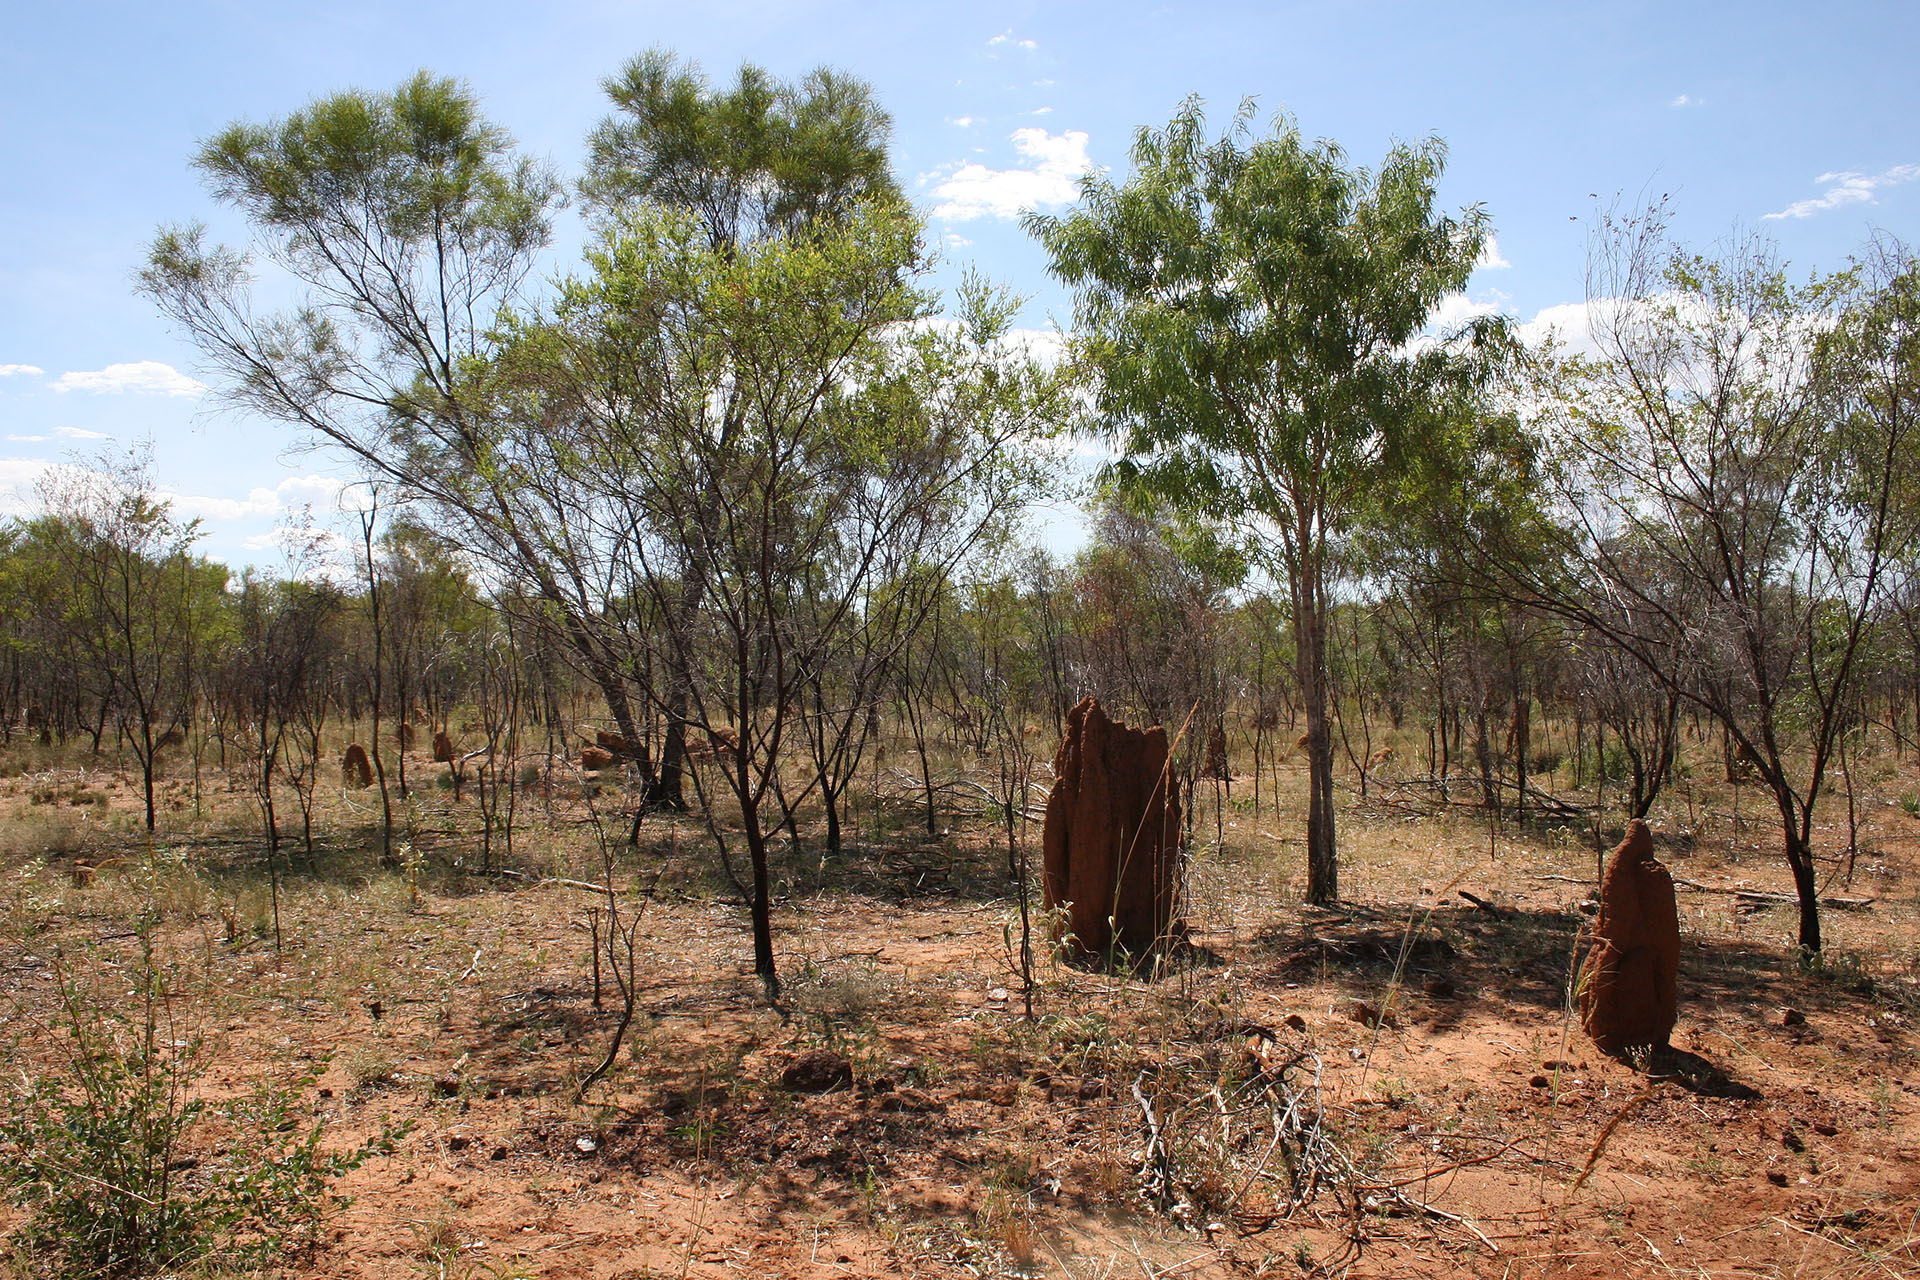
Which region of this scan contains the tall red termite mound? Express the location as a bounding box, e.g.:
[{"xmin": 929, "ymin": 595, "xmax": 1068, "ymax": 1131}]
[
  {"xmin": 341, "ymin": 744, "xmax": 373, "ymax": 788},
  {"xmin": 432, "ymin": 730, "xmax": 455, "ymax": 764},
  {"xmin": 1041, "ymin": 697, "xmax": 1183, "ymax": 958},
  {"xmin": 1579, "ymin": 818, "xmax": 1680, "ymax": 1055}
]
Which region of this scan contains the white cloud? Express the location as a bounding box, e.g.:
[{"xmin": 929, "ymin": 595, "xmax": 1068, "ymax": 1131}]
[
  {"xmin": 950, "ymin": 115, "xmax": 975, "ymax": 127},
  {"xmin": 987, "ymin": 31, "xmax": 1010, "ymax": 45},
  {"xmin": 944, "ymin": 232, "xmax": 973, "ymax": 249},
  {"xmin": 50, "ymin": 361, "xmax": 205, "ymax": 397},
  {"xmin": 1429, "ymin": 293, "xmax": 1500, "ymax": 332},
  {"xmin": 1034, "ymin": 79, "xmax": 1055, "ymax": 88},
  {"xmin": 1765, "ymin": 164, "xmax": 1920, "ymax": 220},
  {"xmin": 1670, "ymin": 93, "xmax": 1701, "ymax": 108},
  {"xmin": 931, "ymin": 127, "xmax": 1093, "ymax": 222},
  {"xmin": 161, "ymin": 474, "xmax": 349, "ymax": 524},
  {"xmin": 1475, "ymin": 236, "xmax": 1511, "ymax": 270},
  {"xmin": 0, "ymin": 364, "xmax": 44, "ymax": 378},
  {"xmin": 1000, "ymin": 326, "xmax": 1067, "ymax": 369},
  {"xmin": 1517, "ymin": 301, "xmax": 1601, "ymax": 357},
  {"xmin": 1032, "ymin": 106, "xmax": 1053, "ymax": 116},
  {"xmin": 0, "ymin": 459, "xmax": 55, "ymax": 517},
  {"xmin": 1017, "ymin": 38, "xmax": 1037, "ymax": 50},
  {"xmin": 5, "ymin": 434, "xmax": 47, "ymax": 443},
  {"xmin": 56, "ymin": 426, "xmax": 111, "ymax": 440}
]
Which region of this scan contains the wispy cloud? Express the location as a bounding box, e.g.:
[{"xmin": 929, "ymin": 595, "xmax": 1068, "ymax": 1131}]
[
  {"xmin": 1476, "ymin": 236, "xmax": 1511, "ymax": 270},
  {"xmin": 1765, "ymin": 164, "xmax": 1920, "ymax": 220},
  {"xmin": 162, "ymin": 474, "xmax": 348, "ymax": 524},
  {"xmin": 49, "ymin": 361, "xmax": 205, "ymax": 397},
  {"xmin": 0, "ymin": 425, "xmax": 115, "ymax": 445},
  {"xmin": 931, "ymin": 127, "xmax": 1092, "ymax": 222},
  {"xmin": 949, "ymin": 115, "xmax": 976, "ymax": 127},
  {"xmin": 0, "ymin": 364, "xmax": 44, "ymax": 378},
  {"xmin": 986, "ymin": 30, "xmax": 1037, "ymax": 51},
  {"xmin": 1670, "ymin": 93, "xmax": 1702, "ymax": 108}
]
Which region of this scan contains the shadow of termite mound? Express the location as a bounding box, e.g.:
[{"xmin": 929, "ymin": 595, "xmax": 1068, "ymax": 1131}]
[{"xmin": 1644, "ymin": 1046, "xmax": 1762, "ymax": 1100}]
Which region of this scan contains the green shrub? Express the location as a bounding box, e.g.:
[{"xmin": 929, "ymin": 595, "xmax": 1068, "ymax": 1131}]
[{"xmin": 0, "ymin": 934, "xmax": 409, "ymax": 1275}]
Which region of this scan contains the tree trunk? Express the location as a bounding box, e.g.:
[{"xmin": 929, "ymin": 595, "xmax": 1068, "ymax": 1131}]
[
  {"xmin": 139, "ymin": 726, "xmax": 158, "ymax": 833},
  {"xmin": 739, "ymin": 788, "xmax": 780, "ymax": 999},
  {"xmin": 822, "ymin": 781, "xmax": 841, "ymax": 858},
  {"xmin": 1783, "ymin": 821, "xmax": 1822, "ymax": 952},
  {"xmin": 1510, "ymin": 691, "xmax": 1531, "ymax": 817},
  {"xmin": 1296, "ymin": 582, "xmax": 1338, "ymax": 905}
]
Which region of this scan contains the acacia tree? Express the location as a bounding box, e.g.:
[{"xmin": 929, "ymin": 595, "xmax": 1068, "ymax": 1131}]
[
  {"xmin": 1507, "ymin": 216, "xmax": 1920, "ymax": 950},
  {"xmin": 493, "ymin": 211, "xmax": 1061, "ymax": 995},
  {"xmin": 1028, "ymin": 99, "xmax": 1500, "ymax": 903},
  {"xmin": 36, "ymin": 451, "xmax": 223, "ymax": 834},
  {"xmin": 133, "ymin": 74, "xmax": 637, "ymax": 782},
  {"xmin": 578, "ymin": 50, "xmax": 906, "ymax": 813}
]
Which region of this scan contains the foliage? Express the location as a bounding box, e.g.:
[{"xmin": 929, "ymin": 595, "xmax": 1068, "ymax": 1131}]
[
  {"xmin": 582, "ymin": 49, "xmax": 901, "ymax": 244},
  {"xmin": 1504, "ymin": 210, "xmax": 1920, "ymax": 947},
  {"xmin": 0, "ymin": 935, "xmax": 408, "ymax": 1275},
  {"xmin": 1029, "ymin": 96, "xmax": 1504, "ymax": 903},
  {"xmin": 140, "ymin": 73, "xmax": 560, "ymax": 526}
]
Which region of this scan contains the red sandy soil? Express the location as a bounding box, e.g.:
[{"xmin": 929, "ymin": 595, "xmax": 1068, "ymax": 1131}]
[{"xmin": 1, "ymin": 759, "xmax": 1916, "ymax": 1278}]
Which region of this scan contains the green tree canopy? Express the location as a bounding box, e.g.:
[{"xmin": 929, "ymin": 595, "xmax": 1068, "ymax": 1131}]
[
  {"xmin": 582, "ymin": 50, "xmax": 901, "ymax": 248},
  {"xmin": 1028, "ymin": 97, "xmax": 1502, "ymax": 903}
]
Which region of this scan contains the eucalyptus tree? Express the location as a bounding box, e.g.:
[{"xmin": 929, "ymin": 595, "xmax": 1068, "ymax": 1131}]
[
  {"xmin": 1028, "ymin": 99, "xmax": 1502, "ymax": 903},
  {"xmin": 0, "ymin": 519, "xmax": 88, "ymax": 744}
]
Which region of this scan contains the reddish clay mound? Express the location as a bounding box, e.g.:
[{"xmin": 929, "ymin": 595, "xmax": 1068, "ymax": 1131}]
[
  {"xmin": 1203, "ymin": 719, "xmax": 1230, "ymax": 781},
  {"xmin": 1579, "ymin": 817, "xmax": 1680, "ymax": 1055},
  {"xmin": 341, "ymin": 743, "xmax": 373, "ymax": 788},
  {"xmin": 1042, "ymin": 696, "xmax": 1182, "ymax": 958}
]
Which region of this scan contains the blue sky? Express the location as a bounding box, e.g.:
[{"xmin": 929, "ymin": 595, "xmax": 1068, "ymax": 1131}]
[{"xmin": 3, "ymin": 1, "xmax": 1917, "ymax": 570}]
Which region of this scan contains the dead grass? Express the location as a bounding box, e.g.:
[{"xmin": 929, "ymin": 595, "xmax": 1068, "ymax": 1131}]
[{"xmin": 0, "ymin": 727, "xmax": 1915, "ymax": 1278}]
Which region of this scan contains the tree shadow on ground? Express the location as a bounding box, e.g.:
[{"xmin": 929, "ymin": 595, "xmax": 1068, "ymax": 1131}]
[{"xmin": 1238, "ymin": 898, "xmax": 1860, "ymax": 1101}]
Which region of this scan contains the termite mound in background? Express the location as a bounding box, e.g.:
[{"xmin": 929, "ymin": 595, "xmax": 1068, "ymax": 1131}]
[{"xmin": 341, "ymin": 744, "xmax": 373, "ymax": 788}]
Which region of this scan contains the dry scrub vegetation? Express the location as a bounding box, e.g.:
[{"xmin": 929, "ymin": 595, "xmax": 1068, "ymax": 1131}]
[{"xmin": 1, "ymin": 723, "xmax": 1916, "ymax": 1280}]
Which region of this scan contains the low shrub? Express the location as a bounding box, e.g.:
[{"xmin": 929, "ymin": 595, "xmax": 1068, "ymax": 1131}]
[{"xmin": 0, "ymin": 932, "xmax": 409, "ymax": 1275}]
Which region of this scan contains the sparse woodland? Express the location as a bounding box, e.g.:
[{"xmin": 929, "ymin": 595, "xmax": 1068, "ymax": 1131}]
[{"xmin": 1, "ymin": 54, "xmax": 1916, "ymax": 1280}]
